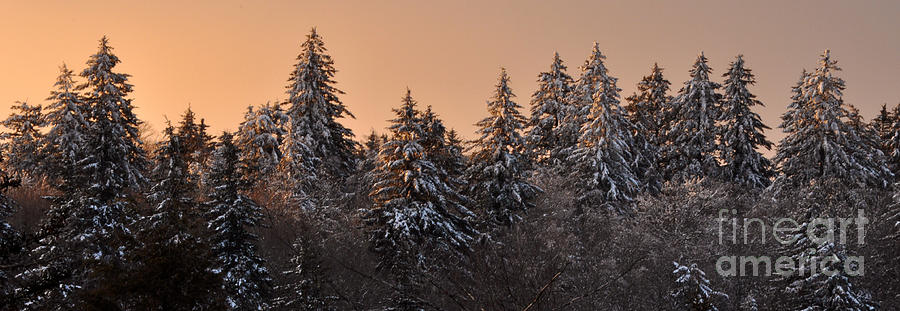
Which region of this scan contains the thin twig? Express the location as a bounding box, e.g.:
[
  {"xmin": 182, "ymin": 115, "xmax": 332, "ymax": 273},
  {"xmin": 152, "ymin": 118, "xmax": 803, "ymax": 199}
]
[{"xmin": 522, "ymin": 269, "xmax": 564, "ymax": 311}]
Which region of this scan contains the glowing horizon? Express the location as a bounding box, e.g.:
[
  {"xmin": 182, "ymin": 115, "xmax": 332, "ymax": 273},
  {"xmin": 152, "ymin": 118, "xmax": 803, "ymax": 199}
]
[{"xmin": 2, "ymin": 0, "xmax": 899, "ymax": 154}]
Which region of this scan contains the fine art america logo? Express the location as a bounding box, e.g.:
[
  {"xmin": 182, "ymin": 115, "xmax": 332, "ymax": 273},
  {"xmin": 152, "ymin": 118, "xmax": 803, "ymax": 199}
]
[{"xmin": 715, "ymin": 209, "xmax": 867, "ymax": 277}]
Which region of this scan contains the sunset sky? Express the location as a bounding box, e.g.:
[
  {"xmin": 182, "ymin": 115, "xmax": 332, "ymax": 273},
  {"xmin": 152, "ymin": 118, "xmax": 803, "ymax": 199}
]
[{"xmin": 1, "ymin": 0, "xmax": 898, "ymax": 152}]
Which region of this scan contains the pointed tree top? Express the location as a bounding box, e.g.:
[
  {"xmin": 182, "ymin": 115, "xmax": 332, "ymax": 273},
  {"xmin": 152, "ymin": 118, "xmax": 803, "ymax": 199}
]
[
  {"xmin": 98, "ymin": 35, "xmax": 112, "ymax": 52},
  {"xmin": 817, "ymin": 49, "xmax": 840, "ymax": 73},
  {"xmin": 590, "ymin": 42, "xmax": 606, "ymax": 59}
]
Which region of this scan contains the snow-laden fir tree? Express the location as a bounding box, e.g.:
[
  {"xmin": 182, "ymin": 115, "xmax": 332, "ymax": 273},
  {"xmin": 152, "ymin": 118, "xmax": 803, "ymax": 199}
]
[
  {"xmin": 567, "ymin": 45, "xmax": 640, "ymax": 210},
  {"xmin": 626, "ymin": 64, "xmax": 675, "ymax": 194},
  {"xmin": 466, "ymin": 69, "xmax": 539, "ymax": 225},
  {"xmin": 670, "ymin": 262, "xmax": 726, "ymax": 311},
  {"xmin": 625, "ymin": 63, "xmax": 673, "ymax": 148},
  {"xmin": 235, "ymin": 103, "xmax": 287, "ymax": 182},
  {"xmin": 356, "ymin": 131, "xmax": 386, "ymax": 195},
  {"xmin": 366, "ymin": 89, "xmax": 476, "ymax": 269},
  {"xmin": 664, "ymin": 52, "xmax": 723, "ymax": 182},
  {"xmin": 0, "ymin": 154, "xmax": 20, "ymax": 307},
  {"xmin": 146, "ymin": 124, "xmax": 198, "ymax": 233},
  {"xmin": 40, "ymin": 64, "xmax": 89, "ymax": 190},
  {"xmin": 846, "ymin": 104, "xmax": 888, "ymax": 183},
  {"xmin": 444, "ymin": 128, "xmax": 468, "ymax": 184},
  {"xmin": 422, "ymin": 106, "xmax": 468, "ymax": 200},
  {"xmin": 284, "ymin": 28, "xmax": 358, "ymax": 181},
  {"xmin": 77, "ymin": 35, "xmax": 148, "ymax": 198},
  {"xmin": 774, "ymin": 50, "xmax": 891, "ymax": 188},
  {"xmin": 566, "ymin": 45, "xmax": 609, "ymax": 164},
  {"xmin": 205, "ymin": 132, "xmax": 272, "ymax": 310},
  {"xmin": 886, "ymin": 104, "xmax": 900, "ymax": 174},
  {"xmin": 718, "ymin": 55, "xmax": 775, "ymax": 188},
  {"xmin": 0, "ymin": 101, "xmax": 45, "ymax": 181},
  {"xmin": 779, "ymin": 213, "xmax": 876, "ymax": 310},
  {"xmin": 273, "ymin": 236, "xmax": 334, "ymax": 310},
  {"xmin": 104, "ymin": 124, "xmax": 224, "ymax": 310},
  {"xmin": 870, "ymin": 104, "xmax": 894, "ymax": 144},
  {"xmin": 525, "ymin": 52, "xmax": 575, "ymax": 166},
  {"xmin": 177, "ymin": 106, "xmax": 215, "ymax": 183},
  {"xmin": 18, "ymin": 36, "xmax": 147, "ymax": 309}
]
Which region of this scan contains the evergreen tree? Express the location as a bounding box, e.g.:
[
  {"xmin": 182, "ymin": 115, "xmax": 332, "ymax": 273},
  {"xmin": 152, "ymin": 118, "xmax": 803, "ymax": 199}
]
[
  {"xmin": 77, "ymin": 35, "xmax": 148, "ymax": 199},
  {"xmin": 107, "ymin": 124, "xmax": 223, "ymax": 310},
  {"xmin": 870, "ymin": 104, "xmax": 893, "ymax": 144},
  {"xmin": 466, "ymin": 69, "xmax": 539, "ymax": 225},
  {"xmin": 358, "ymin": 131, "xmax": 385, "ymax": 193},
  {"xmin": 365, "ymin": 89, "xmax": 476, "ymax": 269},
  {"xmin": 664, "ymin": 52, "xmax": 723, "ymax": 182},
  {"xmin": 177, "ymin": 106, "xmax": 215, "ymax": 183},
  {"xmin": 146, "ymin": 125, "xmax": 197, "ymax": 232},
  {"xmin": 273, "ymin": 236, "xmax": 334, "ymax": 310},
  {"xmin": 526, "ymin": 52, "xmax": 575, "ymax": 166},
  {"xmin": 0, "ymin": 153, "xmax": 21, "ymax": 308},
  {"xmin": 780, "ymin": 214, "xmax": 876, "ymax": 310},
  {"xmin": 18, "ymin": 36, "xmax": 147, "ymax": 310},
  {"xmin": 670, "ymin": 262, "xmax": 726, "ymax": 311},
  {"xmin": 886, "ymin": 104, "xmax": 900, "ymax": 174},
  {"xmin": 625, "ymin": 63, "xmax": 672, "ymax": 194},
  {"xmin": 422, "ymin": 106, "xmax": 468, "ymax": 200},
  {"xmin": 284, "ymin": 28, "xmax": 358, "ymax": 180},
  {"xmin": 205, "ymin": 132, "xmax": 272, "ymax": 310},
  {"xmin": 40, "ymin": 64, "xmax": 89, "ymax": 190},
  {"xmin": 719, "ymin": 55, "xmax": 775, "ymax": 188},
  {"xmin": 0, "ymin": 101, "xmax": 45, "ymax": 181},
  {"xmin": 444, "ymin": 128, "xmax": 468, "ymax": 184},
  {"xmin": 774, "ymin": 50, "xmax": 891, "ymax": 188},
  {"xmin": 625, "ymin": 63, "xmax": 673, "ymax": 148},
  {"xmin": 236, "ymin": 103, "xmax": 287, "ymax": 182},
  {"xmin": 566, "ymin": 46, "xmax": 640, "ymax": 210}
]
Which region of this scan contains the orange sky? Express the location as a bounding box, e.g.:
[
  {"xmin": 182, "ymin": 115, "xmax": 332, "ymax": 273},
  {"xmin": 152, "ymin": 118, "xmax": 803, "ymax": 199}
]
[{"xmin": 1, "ymin": 1, "xmax": 899, "ymax": 154}]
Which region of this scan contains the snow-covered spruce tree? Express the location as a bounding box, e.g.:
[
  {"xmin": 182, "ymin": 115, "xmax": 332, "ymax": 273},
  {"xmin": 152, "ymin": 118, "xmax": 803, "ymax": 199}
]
[
  {"xmin": 273, "ymin": 236, "xmax": 333, "ymax": 310},
  {"xmin": 525, "ymin": 52, "xmax": 575, "ymax": 166},
  {"xmin": 0, "ymin": 154, "xmax": 21, "ymax": 307},
  {"xmin": 357, "ymin": 131, "xmax": 385, "ymax": 192},
  {"xmin": 887, "ymin": 104, "xmax": 900, "ymax": 174},
  {"xmin": 19, "ymin": 37, "xmax": 148, "ymax": 309},
  {"xmin": 444, "ymin": 128, "xmax": 468, "ymax": 183},
  {"xmin": 664, "ymin": 52, "xmax": 724, "ymax": 182},
  {"xmin": 778, "ymin": 214, "xmax": 876, "ymax": 310},
  {"xmin": 110, "ymin": 124, "xmax": 222, "ymax": 309},
  {"xmin": 421, "ymin": 106, "xmax": 468, "ymax": 198},
  {"xmin": 177, "ymin": 106, "xmax": 215, "ymax": 183},
  {"xmin": 235, "ymin": 103, "xmax": 287, "ymax": 183},
  {"xmin": 284, "ymin": 28, "xmax": 358, "ymax": 181},
  {"xmin": 205, "ymin": 132, "xmax": 272, "ymax": 310},
  {"xmin": 40, "ymin": 64, "xmax": 89, "ymax": 189},
  {"xmin": 718, "ymin": 55, "xmax": 775, "ymax": 188},
  {"xmin": 871, "ymin": 104, "xmax": 894, "ymax": 144},
  {"xmin": 466, "ymin": 69, "xmax": 539, "ymax": 225},
  {"xmin": 77, "ymin": 35, "xmax": 148, "ymax": 199},
  {"xmin": 0, "ymin": 101, "xmax": 45, "ymax": 181},
  {"xmin": 625, "ymin": 62, "xmax": 673, "ymax": 148},
  {"xmin": 566, "ymin": 46, "xmax": 640, "ymax": 210},
  {"xmin": 670, "ymin": 262, "xmax": 726, "ymax": 311},
  {"xmin": 365, "ymin": 89, "xmax": 476, "ymax": 270},
  {"xmin": 565, "ymin": 45, "xmax": 606, "ymax": 166},
  {"xmin": 774, "ymin": 50, "xmax": 891, "ymax": 189},
  {"xmin": 146, "ymin": 125, "xmax": 198, "ymax": 233}
]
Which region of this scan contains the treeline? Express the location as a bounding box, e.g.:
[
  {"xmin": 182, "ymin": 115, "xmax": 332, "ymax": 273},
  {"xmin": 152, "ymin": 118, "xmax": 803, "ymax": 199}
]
[{"xmin": 0, "ymin": 29, "xmax": 899, "ymax": 310}]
